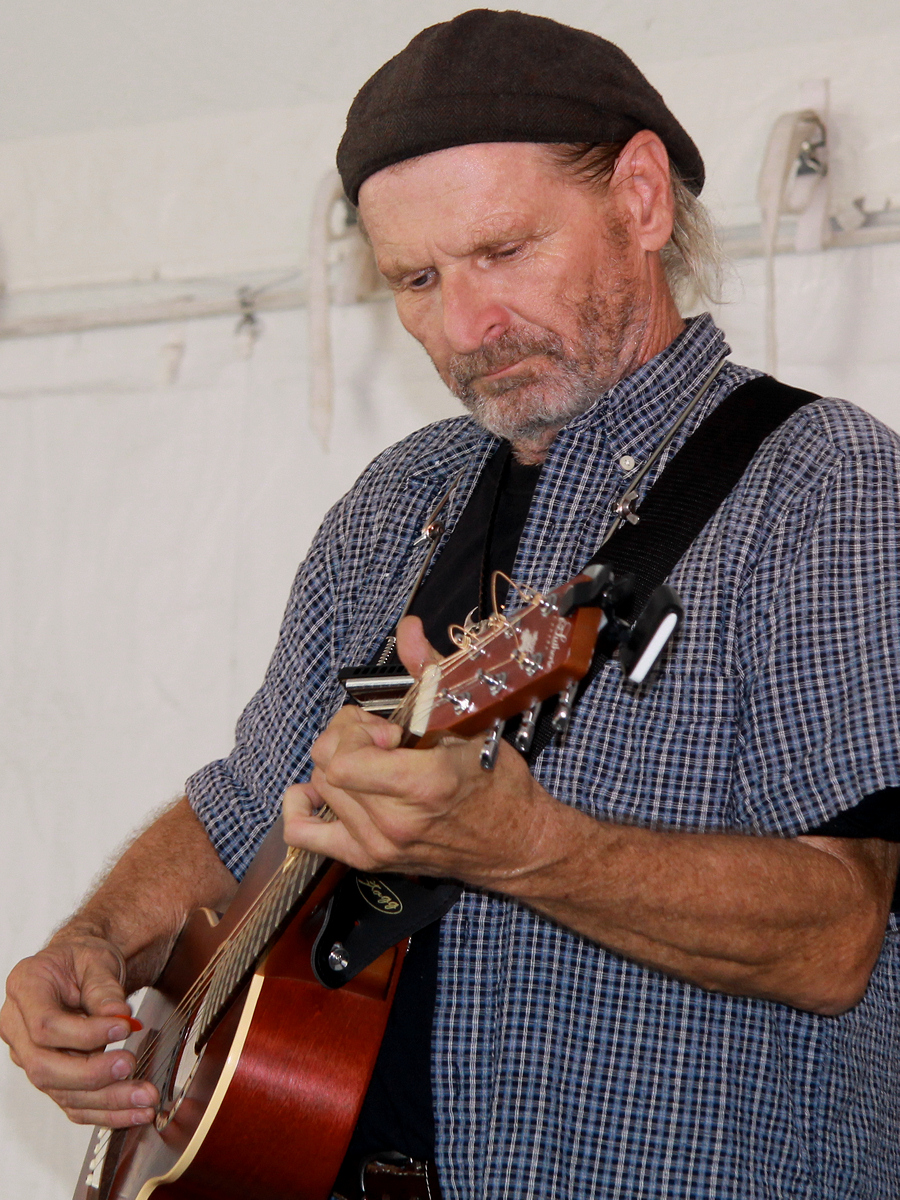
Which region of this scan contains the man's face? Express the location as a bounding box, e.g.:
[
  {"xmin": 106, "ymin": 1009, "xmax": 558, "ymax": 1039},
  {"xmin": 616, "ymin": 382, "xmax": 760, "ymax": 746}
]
[{"xmin": 358, "ymin": 142, "xmax": 658, "ymax": 460}]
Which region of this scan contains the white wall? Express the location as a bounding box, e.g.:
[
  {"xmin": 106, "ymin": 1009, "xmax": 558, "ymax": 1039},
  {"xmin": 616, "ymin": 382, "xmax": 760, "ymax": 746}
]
[
  {"xmin": 2, "ymin": 4, "xmax": 900, "ymax": 1197},
  {"xmin": 3, "ymin": 5, "xmax": 900, "ymax": 289}
]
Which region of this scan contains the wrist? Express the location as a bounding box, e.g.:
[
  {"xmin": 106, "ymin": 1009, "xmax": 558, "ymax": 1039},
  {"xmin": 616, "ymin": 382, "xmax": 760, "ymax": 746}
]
[{"xmin": 47, "ymin": 917, "xmax": 128, "ymax": 985}]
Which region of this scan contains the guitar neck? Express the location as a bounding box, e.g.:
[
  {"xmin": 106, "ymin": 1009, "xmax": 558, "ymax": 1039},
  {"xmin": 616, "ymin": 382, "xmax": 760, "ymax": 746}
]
[{"xmin": 193, "ymin": 839, "xmax": 330, "ymax": 1045}]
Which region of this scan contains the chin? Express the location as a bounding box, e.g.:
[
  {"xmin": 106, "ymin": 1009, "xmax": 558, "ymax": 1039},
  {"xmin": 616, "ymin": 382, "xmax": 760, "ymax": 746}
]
[{"xmin": 461, "ymin": 377, "xmax": 598, "ymax": 444}]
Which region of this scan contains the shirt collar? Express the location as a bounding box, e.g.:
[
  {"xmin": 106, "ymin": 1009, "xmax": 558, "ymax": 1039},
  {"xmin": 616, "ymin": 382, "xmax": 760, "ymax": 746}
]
[
  {"xmin": 403, "ymin": 417, "xmax": 496, "ymax": 485},
  {"xmin": 553, "ymin": 313, "xmax": 731, "ymax": 462}
]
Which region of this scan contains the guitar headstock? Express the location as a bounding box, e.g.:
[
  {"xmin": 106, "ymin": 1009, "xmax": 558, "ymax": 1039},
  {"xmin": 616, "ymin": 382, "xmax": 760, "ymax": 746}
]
[
  {"xmin": 393, "ymin": 562, "xmax": 683, "ymax": 765},
  {"xmin": 400, "ymin": 569, "xmax": 613, "ymax": 758}
]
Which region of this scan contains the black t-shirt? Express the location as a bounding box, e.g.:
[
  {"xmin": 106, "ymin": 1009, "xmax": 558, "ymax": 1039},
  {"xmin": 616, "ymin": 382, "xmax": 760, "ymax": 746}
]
[
  {"xmin": 336, "ymin": 443, "xmax": 900, "ymax": 1187},
  {"xmin": 338, "ymin": 447, "xmax": 541, "ymax": 1178}
]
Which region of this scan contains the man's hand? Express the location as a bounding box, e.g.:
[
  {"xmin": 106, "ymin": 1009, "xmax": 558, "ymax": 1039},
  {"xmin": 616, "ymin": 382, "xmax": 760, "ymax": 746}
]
[
  {"xmin": 283, "ymin": 704, "xmax": 555, "ymax": 884},
  {"xmin": 1, "ymin": 932, "xmax": 157, "ymax": 1127},
  {"xmin": 282, "ymin": 615, "xmax": 559, "ymax": 884},
  {"xmin": 2, "ymin": 797, "xmax": 236, "ymax": 1126}
]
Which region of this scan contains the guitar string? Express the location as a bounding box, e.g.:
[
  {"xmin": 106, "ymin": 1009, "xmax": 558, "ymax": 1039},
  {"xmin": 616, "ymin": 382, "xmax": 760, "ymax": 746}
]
[
  {"xmin": 144, "ymin": 834, "xmax": 327, "ymax": 1051},
  {"xmin": 84, "ymin": 840, "xmax": 328, "ymax": 1173},
  {"xmin": 123, "ymin": 824, "xmax": 334, "ymax": 1097}
]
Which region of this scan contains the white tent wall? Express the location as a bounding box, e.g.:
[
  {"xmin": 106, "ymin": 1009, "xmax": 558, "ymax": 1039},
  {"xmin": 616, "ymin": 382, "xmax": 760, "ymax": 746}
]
[{"xmin": 1, "ymin": 4, "xmax": 899, "ymax": 1197}]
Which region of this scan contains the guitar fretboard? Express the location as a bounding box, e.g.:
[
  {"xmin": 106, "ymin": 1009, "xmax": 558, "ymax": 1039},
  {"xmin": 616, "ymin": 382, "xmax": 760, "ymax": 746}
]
[{"xmin": 193, "ymin": 840, "xmax": 328, "ymax": 1046}]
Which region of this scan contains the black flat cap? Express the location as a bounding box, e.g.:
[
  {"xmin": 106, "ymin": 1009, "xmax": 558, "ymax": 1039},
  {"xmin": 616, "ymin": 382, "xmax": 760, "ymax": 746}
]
[{"xmin": 337, "ymin": 8, "xmax": 704, "ymax": 204}]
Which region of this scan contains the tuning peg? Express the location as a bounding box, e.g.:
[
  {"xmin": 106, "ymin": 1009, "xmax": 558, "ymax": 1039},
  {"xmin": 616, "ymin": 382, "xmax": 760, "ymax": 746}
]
[
  {"xmin": 514, "ymin": 699, "xmax": 542, "ymax": 753},
  {"xmin": 550, "ymin": 680, "xmax": 578, "ymax": 736},
  {"xmin": 480, "ymin": 718, "xmax": 505, "ymax": 771}
]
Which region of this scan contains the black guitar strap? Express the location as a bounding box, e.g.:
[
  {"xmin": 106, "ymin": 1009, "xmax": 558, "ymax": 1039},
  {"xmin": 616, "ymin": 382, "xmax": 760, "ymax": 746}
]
[
  {"xmin": 587, "ymin": 374, "xmax": 821, "ymax": 611},
  {"xmin": 317, "ymin": 374, "xmax": 820, "ymax": 986}
]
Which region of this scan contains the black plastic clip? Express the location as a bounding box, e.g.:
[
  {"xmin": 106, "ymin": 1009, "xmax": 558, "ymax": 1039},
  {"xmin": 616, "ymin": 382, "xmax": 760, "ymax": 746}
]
[{"xmin": 618, "ymin": 584, "xmax": 684, "ymax": 684}]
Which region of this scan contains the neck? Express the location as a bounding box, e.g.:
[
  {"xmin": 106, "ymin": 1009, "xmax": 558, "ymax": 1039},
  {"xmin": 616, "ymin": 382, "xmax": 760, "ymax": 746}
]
[{"xmin": 510, "ymin": 285, "xmax": 685, "ymax": 465}]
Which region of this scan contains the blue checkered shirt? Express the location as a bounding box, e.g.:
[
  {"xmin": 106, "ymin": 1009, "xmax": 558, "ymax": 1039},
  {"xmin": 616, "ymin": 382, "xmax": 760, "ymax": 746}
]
[{"xmin": 188, "ymin": 316, "xmax": 900, "ymax": 1198}]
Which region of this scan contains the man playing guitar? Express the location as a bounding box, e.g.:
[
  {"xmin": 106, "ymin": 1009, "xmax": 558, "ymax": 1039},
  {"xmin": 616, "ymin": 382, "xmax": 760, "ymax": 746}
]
[{"xmin": 5, "ymin": 12, "xmax": 900, "ymax": 1199}]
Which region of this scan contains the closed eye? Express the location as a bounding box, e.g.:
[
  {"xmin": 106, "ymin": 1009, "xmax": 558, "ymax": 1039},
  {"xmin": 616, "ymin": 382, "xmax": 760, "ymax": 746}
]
[{"xmin": 489, "ymin": 243, "xmax": 524, "ymax": 261}]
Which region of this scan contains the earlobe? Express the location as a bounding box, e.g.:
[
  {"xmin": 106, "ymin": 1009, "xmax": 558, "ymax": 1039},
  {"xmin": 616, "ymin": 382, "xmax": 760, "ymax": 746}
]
[{"xmin": 612, "ymin": 131, "xmax": 675, "ymax": 253}]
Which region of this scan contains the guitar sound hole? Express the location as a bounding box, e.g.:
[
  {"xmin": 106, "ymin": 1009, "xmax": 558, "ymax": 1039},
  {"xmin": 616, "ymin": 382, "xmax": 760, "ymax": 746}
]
[{"xmin": 155, "ymin": 1003, "xmax": 206, "ymax": 1131}]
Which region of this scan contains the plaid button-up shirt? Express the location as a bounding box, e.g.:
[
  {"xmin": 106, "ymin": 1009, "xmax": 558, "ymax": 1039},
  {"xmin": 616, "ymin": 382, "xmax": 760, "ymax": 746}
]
[{"xmin": 188, "ymin": 316, "xmax": 900, "ymax": 1198}]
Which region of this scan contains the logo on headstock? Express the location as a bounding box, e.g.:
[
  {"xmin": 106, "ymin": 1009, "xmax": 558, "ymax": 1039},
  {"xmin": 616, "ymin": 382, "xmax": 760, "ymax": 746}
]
[{"xmin": 517, "ymin": 628, "xmax": 539, "ymax": 657}]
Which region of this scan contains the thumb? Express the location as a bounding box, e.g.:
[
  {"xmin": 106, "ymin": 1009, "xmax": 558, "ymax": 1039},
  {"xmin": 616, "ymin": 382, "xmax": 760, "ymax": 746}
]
[
  {"xmin": 78, "ymin": 946, "xmax": 130, "ymax": 1018},
  {"xmin": 395, "ymin": 615, "xmax": 443, "ymax": 680}
]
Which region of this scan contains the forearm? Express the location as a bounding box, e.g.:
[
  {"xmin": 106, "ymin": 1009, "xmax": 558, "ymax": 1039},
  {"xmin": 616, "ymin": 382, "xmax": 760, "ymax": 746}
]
[
  {"xmin": 55, "ymin": 796, "xmax": 238, "ymax": 992},
  {"xmin": 501, "ymin": 791, "xmax": 899, "ymax": 1014},
  {"xmin": 286, "ymin": 708, "xmax": 898, "ymax": 1015}
]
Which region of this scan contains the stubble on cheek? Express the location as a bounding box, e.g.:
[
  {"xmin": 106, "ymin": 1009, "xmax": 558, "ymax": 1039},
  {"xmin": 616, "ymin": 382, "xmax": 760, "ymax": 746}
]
[
  {"xmin": 429, "ymin": 212, "xmax": 649, "ymax": 449},
  {"xmin": 442, "ymin": 289, "xmax": 643, "ymax": 447}
]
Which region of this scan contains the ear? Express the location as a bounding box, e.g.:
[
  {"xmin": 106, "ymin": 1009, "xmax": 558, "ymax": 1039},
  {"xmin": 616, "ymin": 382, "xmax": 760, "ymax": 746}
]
[{"xmin": 609, "ymin": 131, "xmax": 675, "ymax": 252}]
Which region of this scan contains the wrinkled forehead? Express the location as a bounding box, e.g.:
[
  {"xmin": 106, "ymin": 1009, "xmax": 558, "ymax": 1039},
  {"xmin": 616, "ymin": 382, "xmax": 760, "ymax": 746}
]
[
  {"xmin": 358, "ymin": 143, "xmax": 571, "ymax": 230},
  {"xmin": 357, "ymin": 142, "xmax": 612, "ymax": 273},
  {"xmin": 359, "ymin": 142, "xmax": 564, "ymax": 206}
]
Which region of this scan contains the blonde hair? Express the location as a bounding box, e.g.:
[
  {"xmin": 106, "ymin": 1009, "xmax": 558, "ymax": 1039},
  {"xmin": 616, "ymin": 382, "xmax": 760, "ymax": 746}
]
[{"xmin": 543, "ymin": 141, "xmax": 725, "ymax": 311}]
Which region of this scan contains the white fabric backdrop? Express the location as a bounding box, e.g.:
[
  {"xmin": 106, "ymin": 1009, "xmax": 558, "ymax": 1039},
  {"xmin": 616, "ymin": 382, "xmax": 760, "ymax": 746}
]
[
  {"xmin": 2, "ymin": 2, "xmax": 900, "ymax": 1192},
  {"xmin": 3, "ymin": 243, "xmax": 900, "ymax": 1198}
]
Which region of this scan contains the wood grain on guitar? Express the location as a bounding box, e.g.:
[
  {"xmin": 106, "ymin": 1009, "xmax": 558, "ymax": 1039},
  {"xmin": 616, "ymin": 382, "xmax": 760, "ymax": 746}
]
[{"xmin": 73, "ymin": 565, "xmax": 668, "ymax": 1200}]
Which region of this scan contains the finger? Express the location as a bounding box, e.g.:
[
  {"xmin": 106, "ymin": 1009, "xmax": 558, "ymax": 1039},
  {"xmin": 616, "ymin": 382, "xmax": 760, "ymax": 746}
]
[
  {"xmin": 6, "ymin": 960, "xmax": 130, "ymax": 1054},
  {"xmin": 32, "ymin": 1046, "xmax": 144, "ymax": 1094},
  {"xmin": 282, "ymin": 782, "xmax": 323, "ymax": 830},
  {"xmin": 308, "ymin": 705, "xmax": 377, "ymax": 768},
  {"xmin": 285, "ymin": 760, "xmax": 411, "ymax": 865},
  {"xmin": 311, "ymin": 709, "xmax": 402, "ymax": 775},
  {"xmin": 49, "ymin": 1078, "xmax": 159, "ymax": 1128},
  {"xmin": 2, "ymin": 998, "xmax": 137, "ymax": 1087},
  {"xmin": 78, "ymin": 956, "xmax": 129, "ymax": 1020},
  {"xmin": 282, "ymin": 802, "xmax": 397, "ymax": 870},
  {"xmin": 395, "ymin": 615, "xmax": 443, "ymax": 678},
  {"xmin": 58, "ymin": 1102, "xmax": 155, "ymax": 1129},
  {"xmin": 322, "ymin": 740, "xmax": 458, "ymax": 805}
]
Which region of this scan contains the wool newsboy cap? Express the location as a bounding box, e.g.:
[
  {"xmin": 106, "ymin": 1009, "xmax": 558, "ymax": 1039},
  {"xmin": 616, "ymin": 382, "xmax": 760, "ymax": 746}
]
[{"xmin": 337, "ymin": 8, "xmax": 705, "ymax": 204}]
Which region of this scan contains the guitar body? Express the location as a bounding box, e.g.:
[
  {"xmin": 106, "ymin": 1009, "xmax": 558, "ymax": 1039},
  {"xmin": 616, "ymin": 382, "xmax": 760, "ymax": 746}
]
[{"xmin": 73, "ymin": 820, "xmax": 406, "ymax": 1200}]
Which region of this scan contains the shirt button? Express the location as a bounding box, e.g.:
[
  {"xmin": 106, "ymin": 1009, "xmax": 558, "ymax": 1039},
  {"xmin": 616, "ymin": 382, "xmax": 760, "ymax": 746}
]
[{"xmin": 618, "ymin": 454, "xmax": 637, "ymax": 473}]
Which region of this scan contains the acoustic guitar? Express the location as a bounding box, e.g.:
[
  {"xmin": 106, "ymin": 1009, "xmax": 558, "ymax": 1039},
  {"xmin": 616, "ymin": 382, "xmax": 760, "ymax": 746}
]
[{"xmin": 73, "ymin": 564, "xmax": 677, "ymax": 1200}]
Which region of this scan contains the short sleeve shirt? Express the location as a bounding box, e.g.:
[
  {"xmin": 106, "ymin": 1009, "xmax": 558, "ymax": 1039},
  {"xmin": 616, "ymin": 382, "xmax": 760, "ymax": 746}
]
[{"xmin": 187, "ymin": 316, "xmax": 900, "ymax": 1199}]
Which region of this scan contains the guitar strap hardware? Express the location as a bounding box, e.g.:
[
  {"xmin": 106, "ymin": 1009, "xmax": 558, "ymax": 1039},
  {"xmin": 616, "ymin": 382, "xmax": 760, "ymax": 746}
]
[
  {"xmin": 371, "ymin": 467, "xmax": 467, "ymax": 668},
  {"xmin": 312, "ymin": 872, "xmax": 462, "ymax": 988},
  {"xmin": 322, "ymin": 372, "xmax": 821, "ymax": 985}
]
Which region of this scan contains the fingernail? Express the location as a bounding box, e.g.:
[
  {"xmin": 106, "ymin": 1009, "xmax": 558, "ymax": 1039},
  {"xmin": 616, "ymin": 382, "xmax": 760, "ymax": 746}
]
[
  {"xmin": 107, "ymin": 1024, "xmax": 130, "ymax": 1043},
  {"xmin": 112, "ymin": 1059, "xmax": 131, "ymax": 1081},
  {"xmin": 131, "ymin": 1086, "xmax": 154, "ymax": 1106},
  {"xmin": 131, "ymin": 1108, "xmax": 155, "ymax": 1125}
]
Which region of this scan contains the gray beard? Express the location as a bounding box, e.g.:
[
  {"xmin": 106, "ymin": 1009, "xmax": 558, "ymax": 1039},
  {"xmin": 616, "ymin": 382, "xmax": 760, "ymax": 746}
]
[{"xmin": 447, "ymin": 291, "xmax": 645, "ymax": 449}]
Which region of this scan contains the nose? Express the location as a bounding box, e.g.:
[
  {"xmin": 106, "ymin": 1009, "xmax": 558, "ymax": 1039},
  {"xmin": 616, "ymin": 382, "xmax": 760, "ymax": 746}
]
[{"xmin": 439, "ymin": 268, "xmax": 512, "ymax": 354}]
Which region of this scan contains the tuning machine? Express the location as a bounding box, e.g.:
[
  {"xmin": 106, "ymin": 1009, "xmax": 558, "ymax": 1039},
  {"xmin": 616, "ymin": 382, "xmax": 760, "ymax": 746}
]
[
  {"xmin": 514, "ymin": 699, "xmax": 542, "ymax": 753},
  {"xmin": 480, "ymin": 718, "xmax": 505, "ymax": 771}
]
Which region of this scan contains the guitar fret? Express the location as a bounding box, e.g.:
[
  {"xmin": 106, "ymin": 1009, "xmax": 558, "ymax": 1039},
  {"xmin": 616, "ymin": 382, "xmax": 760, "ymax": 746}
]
[{"xmin": 195, "ymin": 848, "xmax": 324, "ymax": 1045}]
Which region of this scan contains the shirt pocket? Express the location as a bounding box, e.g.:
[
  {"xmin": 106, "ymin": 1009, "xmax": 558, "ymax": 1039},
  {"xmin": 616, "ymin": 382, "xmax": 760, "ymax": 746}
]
[{"xmin": 549, "ymin": 664, "xmax": 741, "ymax": 832}]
